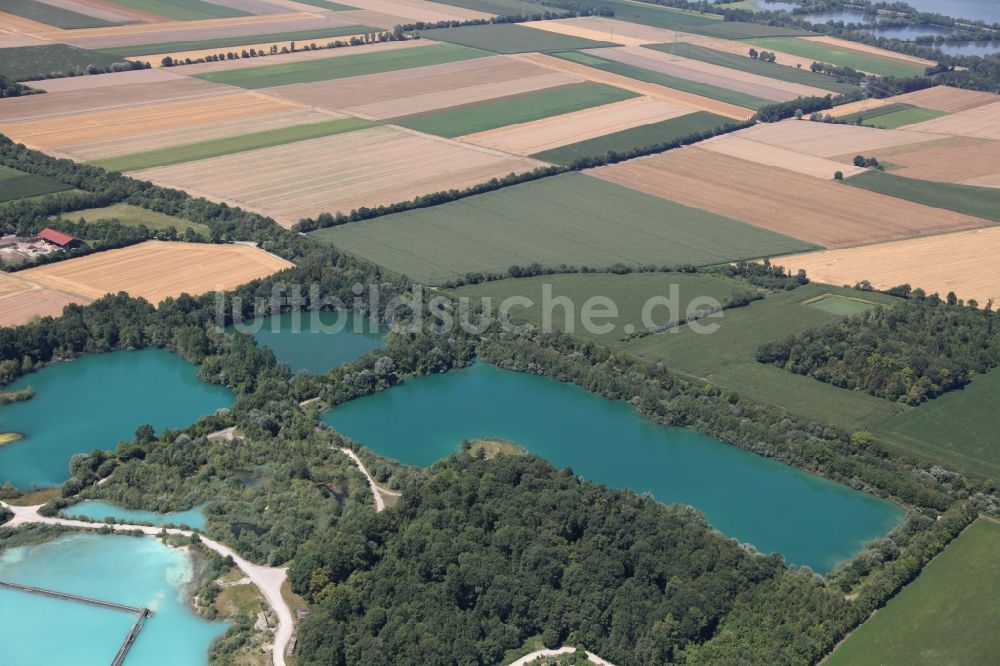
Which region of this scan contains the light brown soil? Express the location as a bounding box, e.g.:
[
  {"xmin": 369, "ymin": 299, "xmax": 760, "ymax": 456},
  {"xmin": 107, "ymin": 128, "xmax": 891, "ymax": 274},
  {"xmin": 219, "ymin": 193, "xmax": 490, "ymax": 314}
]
[
  {"xmin": 458, "ymin": 96, "xmax": 690, "ymax": 155},
  {"xmin": 890, "ymin": 85, "xmax": 999, "ymax": 113},
  {"xmin": 699, "ymin": 134, "xmax": 866, "ymax": 179},
  {"xmin": 0, "ymin": 78, "xmax": 233, "ymax": 123},
  {"xmin": 778, "ymin": 227, "xmax": 1000, "ymax": 306},
  {"xmin": 265, "ymin": 54, "xmax": 579, "ymax": 119},
  {"xmin": 0, "ymin": 91, "xmax": 302, "ymax": 151},
  {"xmin": 734, "ymin": 119, "xmax": 946, "ymax": 157},
  {"xmin": 903, "ymin": 101, "xmax": 1000, "ymax": 140},
  {"xmin": 0, "ymin": 273, "xmax": 89, "ymax": 327},
  {"xmin": 588, "ymin": 46, "xmax": 829, "ymax": 101},
  {"xmin": 590, "ymin": 147, "xmax": 992, "ymax": 248},
  {"xmin": 324, "ymin": 0, "xmax": 490, "ymax": 22},
  {"xmin": 26, "ymin": 68, "xmax": 183, "ymax": 92},
  {"xmin": 19, "ymin": 241, "xmax": 293, "ymax": 304},
  {"xmin": 128, "ymin": 125, "xmax": 546, "ymax": 227},
  {"xmin": 832, "ymin": 136, "xmax": 1000, "ymax": 185},
  {"xmin": 511, "ymin": 52, "xmax": 753, "ymax": 120}
]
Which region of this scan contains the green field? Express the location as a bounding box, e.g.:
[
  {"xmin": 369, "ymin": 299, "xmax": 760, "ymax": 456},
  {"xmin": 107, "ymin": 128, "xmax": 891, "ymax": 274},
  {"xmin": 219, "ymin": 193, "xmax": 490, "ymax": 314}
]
[
  {"xmin": 748, "ymin": 37, "xmax": 925, "ymax": 77},
  {"xmin": 91, "ymin": 117, "xmax": 374, "ymax": 172},
  {"xmin": 450, "ymin": 272, "xmax": 750, "ymax": 345},
  {"xmin": 645, "ymin": 42, "xmax": 858, "ymax": 94},
  {"xmin": 0, "ymin": 44, "xmax": 130, "ymax": 81},
  {"xmin": 860, "ymin": 106, "xmax": 948, "ymax": 128},
  {"xmin": 289, "ymin": 0, "xmax": 356, "ymax": 10},
  {"xmin": 196, "ymin": 43, "xmax": 487, "ymax": 89},
  {"xmin": 624, "ymin": 283, "xmax": 904, "ymax": 429},
  {"xmin": 103, "ymin": 0, "xmax": 250, "ymax": 20},
  {"xmin": 874, "ymin": 369, "xmax": 1000, "ymax": 478},
  {"xmin": 99, "ymin": 26, "xmax": 378, "ymax": 57},
  {"xmin": 827, "ymin": 518, "xmax": 1000, "ymax": 665},
  {"xmin": 802, "ymin": 293, "xmax": 882, "ymax": 316},
  {"xmin": 394, "ymin": 83, "xmax": 637, "ymax": 137},
  {"xmin": 0, "ymin": 0, "xmax": 115, "ymax": 28},
  {"xmin": 311, "ymin": 172, "xmax": 814, "ymax": 283},
  {"xmin": 555, "ymin": 51, "xmax": 771, "ymax": 109},
  {"xmin": 418, "ymin": 23, "xmax": 618, "ymax": 54},
  {"xmin": 0, "ymin": 166, "xmax": 72, "ymax": 204},
  {"xmin": 52, "ymin": 203, "xmax": 211, "ymax": 237},
  {"xmin": 531, "ymin": 111, "xmax": 735, "ymax": 165},
  {"xmin": 847, "ymin": 171, "xmax": 1000, "ymax": 222}
]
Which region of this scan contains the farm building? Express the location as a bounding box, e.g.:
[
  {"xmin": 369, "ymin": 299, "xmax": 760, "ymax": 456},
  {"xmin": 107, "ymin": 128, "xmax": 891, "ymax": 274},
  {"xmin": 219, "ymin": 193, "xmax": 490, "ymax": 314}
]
[{"xmin": 38, "ymin": 228, "xmax": 83, "ymax": 249}]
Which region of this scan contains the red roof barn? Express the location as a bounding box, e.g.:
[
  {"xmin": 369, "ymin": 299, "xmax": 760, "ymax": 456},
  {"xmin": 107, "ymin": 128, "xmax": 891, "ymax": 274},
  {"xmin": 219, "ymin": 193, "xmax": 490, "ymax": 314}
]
[{"xmin": 38, "ymin": 228, "xmax": 82, "ymax": 249}]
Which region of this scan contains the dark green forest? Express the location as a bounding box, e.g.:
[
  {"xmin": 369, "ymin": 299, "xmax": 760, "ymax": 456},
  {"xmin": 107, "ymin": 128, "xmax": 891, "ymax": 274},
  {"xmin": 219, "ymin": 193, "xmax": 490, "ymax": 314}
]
[{"xmin": 758, "ymin": 293, "xmax": 1000, "ymax": 404}]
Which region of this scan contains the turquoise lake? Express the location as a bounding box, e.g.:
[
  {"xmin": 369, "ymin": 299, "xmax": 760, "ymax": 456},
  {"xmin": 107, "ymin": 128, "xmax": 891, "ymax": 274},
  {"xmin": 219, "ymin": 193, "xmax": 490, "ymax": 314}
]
[
  {"xmin": 323, "ymin": 363, "xmax": 904, "ymax": 573},
  {"xmin": 0, "ymin": 532, "xmax": 227, "ymax": 664},
  {"xmin": 236, "ymin": 310, "xmax": 386, "ymax": 374},
  {"xmin": 64, "ymin": 501, "xmax": 207, "ymax": 530},
  {"xmin": 0, "ymin": 349, "xmax": 233, "ymax": 489}
]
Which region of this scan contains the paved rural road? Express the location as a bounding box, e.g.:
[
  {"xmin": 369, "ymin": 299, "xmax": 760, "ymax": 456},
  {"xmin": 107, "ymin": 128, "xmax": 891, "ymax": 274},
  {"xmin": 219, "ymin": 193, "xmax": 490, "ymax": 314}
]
[
  {"xmin": 1, "ymin": 501, "xmax": 294, "ymax": 666},
  {"xmin": 339, "ymin": 447, "xmax": 401, "ymax": 512}
]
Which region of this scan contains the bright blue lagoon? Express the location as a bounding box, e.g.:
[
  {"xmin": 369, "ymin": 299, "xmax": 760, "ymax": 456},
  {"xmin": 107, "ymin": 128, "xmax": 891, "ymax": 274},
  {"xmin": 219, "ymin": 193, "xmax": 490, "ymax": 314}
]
[
  {"xmin": 64, "ymin": 501, "xmax": 207, "ymax": 530},
  {"xmin": 323, "ymin": 363, "xmax": 904, "ymax": 573}
]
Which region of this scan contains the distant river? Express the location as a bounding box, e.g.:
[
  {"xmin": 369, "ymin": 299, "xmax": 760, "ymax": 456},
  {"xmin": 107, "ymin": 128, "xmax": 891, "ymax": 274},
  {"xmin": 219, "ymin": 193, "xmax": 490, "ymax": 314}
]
[
  {"xmin": 0, "ymin": 533, "xmax": 227, "ymax": 664},
  {"xmin": 323, "ymin": 363, "xmax": 904, "ymax": 573},
  {"xmin": 0, "ymin": 349, "xmax": 233, "ymax": 489}
]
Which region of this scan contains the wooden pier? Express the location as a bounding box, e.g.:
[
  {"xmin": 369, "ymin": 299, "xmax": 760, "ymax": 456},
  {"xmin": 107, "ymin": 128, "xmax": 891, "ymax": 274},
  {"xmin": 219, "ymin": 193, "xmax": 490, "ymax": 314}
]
[{"xmin": 0, "ymin": 579, "xmax": 153, "ymax": 665}]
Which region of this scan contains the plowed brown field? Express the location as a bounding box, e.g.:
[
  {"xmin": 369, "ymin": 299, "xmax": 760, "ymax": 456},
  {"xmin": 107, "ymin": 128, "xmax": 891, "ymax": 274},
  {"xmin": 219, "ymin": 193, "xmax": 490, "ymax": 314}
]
[
  {"xmin": 903, "ymin": 101, "xmax": 1000, "ymax": 140},
  {"xmin": 129, "ymin": 125, "xmax": 546, "ymax": 227},
  {"xmin": 457, "ymin": 96, "xmax": 689, "ymax": 155},
  {"xmin": 590, "ymin": 147, "xmax": 993, "ymax": 247},
  {"xmin": 700, "ymin": 135, "xmax": 866, "ymax": 179},
  {"xmin": 19, "ymin": 241, "xmax": 293, "ymax": 304},
  {"xmin": 265, "ymin": 55, "xmax": 579, "ymax": 119},
  {"xmin": 778, "ymin": 227, "xmax": 1000, "ymax": 305}
]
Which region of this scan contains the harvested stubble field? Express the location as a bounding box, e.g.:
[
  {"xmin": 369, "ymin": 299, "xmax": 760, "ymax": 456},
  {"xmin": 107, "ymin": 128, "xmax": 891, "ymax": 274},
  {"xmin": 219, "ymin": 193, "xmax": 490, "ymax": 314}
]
[
  {"xmin": 0, "ymin": 272, "xmax": 89, "ymax": 327},
  {"xmin": 195, "ymin": 42, "xmax": 486, "ymax": 89},
  {"xmin": 776, "ymin": 226, "xmax": 1000, "ymax": 306},
  {"xmin": 18, "ymin": 240, "xmax": 293, "ymax": 304},
  {"xmin": 323, "ymin": 0, "xmax": 490, "ymax": 23},
  {"xmin": 94, "ymin": 116, "xmax": 372, "ymax": 172},
  {"xmin": 514, "ymin": 52, "xmax": 753, "ymax": 120},
  {"xmin": 530, "ymin": 110, "xmax": 734, "ymax": 165},
  {"xmin": 698, "ymin": 135, "xmax": 865, "ymax": 180},
  {"xmin": 457, "ymin": 96, "xmax": 691, "ymax": 156},
  {"xmin": 394, "ymin": 82, "xmax": 637, "ymax": 138},
  {"xmin": 903, "ymin": 101, "xmax": 1000, "ymax": 140},
  {"xmin": 888, "ymin": 85, "xmax": 999, "ymax": 113},
  {"xmin": 0, "ymin": 91, "xmax": 304, "ymax": 153},
  {"xmin": 94, "ymin": 0, "xmax": 251, "ymax": 21},
  {"xmin": 0, "ymin": 76, "xmax": 231, "ymax": 123},
  {"xmin": 0, "ymin": 0, "xmax": 115, "ymax": 29},
  {"xmin": 644, "ymin": 42, "xmax": 858, "ymax": 94},
  {"xmin": 586, "ymin": 46, "xmax": 830, "ymax": 102},
  {"xmin": 263, "ymin": 54, "xmax": 579, "ymax": 120},
  {"xmin": 590, "ymin": 147, "xmax": 993, "ymax": 248},
  {"xmin": 557, "ymin": 50, "xmax": 771, "ymax": 109},
  {"xmin": 20, "ymin": 67, "xmax": 179, "ymax": 92},
  {"xmin": 129, "ymin": 125, "xmax": 544, "ymax": 227},
  {"xmin": 732, "ymin": 119, "xmax": 946, "ymax": 157},
  {"xmin": 311, "ymin": 172, "xmax": 814, "ymax": 283},
  {"xmin": 835, "ymin": 136, "xmax": 1000, "ymax": 187},
  {"xmin": 418, "ymin": 23, "xmax": 618, "ymax": 54}
]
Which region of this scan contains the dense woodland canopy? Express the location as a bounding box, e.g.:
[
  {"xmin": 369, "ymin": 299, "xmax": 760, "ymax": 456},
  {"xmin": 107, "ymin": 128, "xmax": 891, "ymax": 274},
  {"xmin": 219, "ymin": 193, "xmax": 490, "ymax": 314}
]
[{"xmin": 758, "ymin": 293, "xmax": 1000, "ymax": 404}]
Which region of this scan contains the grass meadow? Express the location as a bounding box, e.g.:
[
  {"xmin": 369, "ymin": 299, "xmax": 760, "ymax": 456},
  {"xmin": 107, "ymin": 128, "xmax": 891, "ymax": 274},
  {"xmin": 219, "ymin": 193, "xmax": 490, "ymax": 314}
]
[
  {"xmin": 196, "ymin": 43, "xmax": 487, "ymax": 89},
  {"xmin": 531, "ymin": 111, "xmax": 735, "ymax": 165},
  {"xmin": 93, "ymin": 118, "xmax": 374, "ymax": 172},
  {"xmin": 847, "ymin": 171, "xmax": 1000, "ymax": 222},
  {"xmin": 53, "ymin": 203, "xmax": 211, "ymax": 237},
  {"xmin": 827, "ymin": 518, "xmax": 1000, "ymax": 666},
  {"xmin": 311, "ymin": 172, "xmax": 814, "ymax": 283},
  {"xmin": 748, "ymin": 37, "xmax": 924, "ymax": 78},
  {"xmin": 555, "ymin": 51, "xmax": 772, "ymax": 109},
  {"xmin": 395, "ymin": 83, "xmax": 638, "ymax": 137}
]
